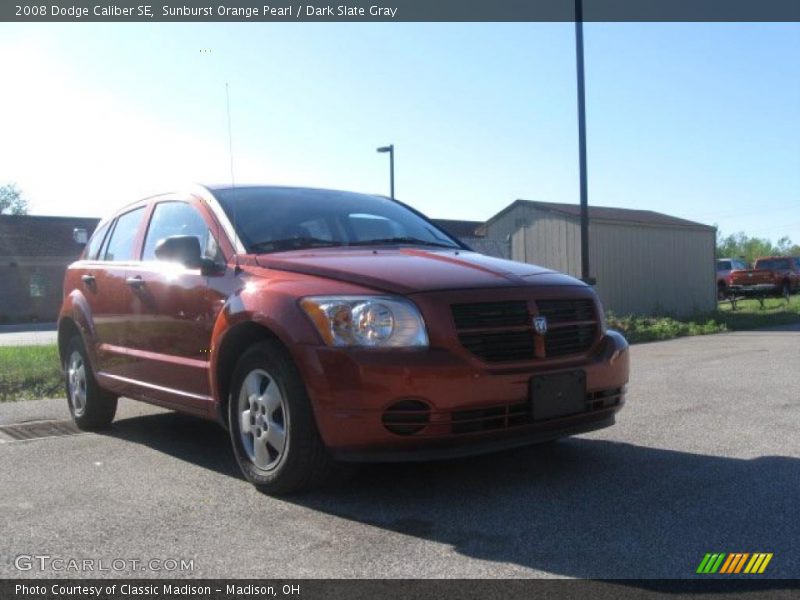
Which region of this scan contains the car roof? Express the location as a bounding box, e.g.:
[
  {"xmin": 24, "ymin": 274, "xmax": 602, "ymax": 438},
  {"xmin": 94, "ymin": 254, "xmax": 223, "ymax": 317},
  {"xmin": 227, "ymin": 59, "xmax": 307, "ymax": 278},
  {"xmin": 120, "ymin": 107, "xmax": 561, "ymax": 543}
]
[{"xmin": 204, "ymin": 184, "xmax": 385, "ymax": 199}]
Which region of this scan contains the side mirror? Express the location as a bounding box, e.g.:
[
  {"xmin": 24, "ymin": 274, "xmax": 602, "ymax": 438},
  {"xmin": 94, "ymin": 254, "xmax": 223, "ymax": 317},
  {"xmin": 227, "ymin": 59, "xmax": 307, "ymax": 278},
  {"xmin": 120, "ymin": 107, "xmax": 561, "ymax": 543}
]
[
  {"xmin": 154, "ymin": 235, "xmax": 203, "ymax": 269},
  {"xmin": 73, "ymin": 228, "xmax": 88, "ymax": 245}
]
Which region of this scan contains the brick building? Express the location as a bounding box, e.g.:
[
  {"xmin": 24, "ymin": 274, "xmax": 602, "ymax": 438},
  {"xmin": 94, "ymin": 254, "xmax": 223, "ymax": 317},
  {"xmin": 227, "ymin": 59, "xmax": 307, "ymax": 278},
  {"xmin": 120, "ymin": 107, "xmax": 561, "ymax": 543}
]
[{"xmin": 0, "ymin": 215, "xmax": 99, "ymax": 323}]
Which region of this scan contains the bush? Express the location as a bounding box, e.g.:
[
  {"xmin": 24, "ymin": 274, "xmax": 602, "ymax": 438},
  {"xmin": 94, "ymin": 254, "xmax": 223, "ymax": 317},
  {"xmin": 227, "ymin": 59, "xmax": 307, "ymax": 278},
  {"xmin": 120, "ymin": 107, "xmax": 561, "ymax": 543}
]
[
  {"xmin": 606, "ymin": 313, "xmax": 727, "ymax": 344},
  {"xmin": 608, "ymin": 295, "xmax": 800, "ymax": 344}
]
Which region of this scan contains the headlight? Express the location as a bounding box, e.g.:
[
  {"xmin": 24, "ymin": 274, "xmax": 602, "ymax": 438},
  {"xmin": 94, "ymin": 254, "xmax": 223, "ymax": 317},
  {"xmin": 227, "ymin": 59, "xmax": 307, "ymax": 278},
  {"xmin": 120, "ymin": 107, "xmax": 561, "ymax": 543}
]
[{"xmin": 300, "ymin": 296, "xmax": 428, "ymax": 348}]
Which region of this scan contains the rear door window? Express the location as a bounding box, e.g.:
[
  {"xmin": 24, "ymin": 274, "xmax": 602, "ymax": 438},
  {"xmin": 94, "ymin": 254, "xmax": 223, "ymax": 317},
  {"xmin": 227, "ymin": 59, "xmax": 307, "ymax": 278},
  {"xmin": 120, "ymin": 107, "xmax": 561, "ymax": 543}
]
[{"xmin": 103, "ymin": 207, "xmax": 145, "ymax": 262}]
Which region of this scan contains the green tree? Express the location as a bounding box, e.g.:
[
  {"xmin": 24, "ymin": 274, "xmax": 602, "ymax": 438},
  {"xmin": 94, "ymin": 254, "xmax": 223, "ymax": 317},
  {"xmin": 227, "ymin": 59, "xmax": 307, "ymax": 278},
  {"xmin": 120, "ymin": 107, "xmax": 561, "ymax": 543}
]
[
  {"xmin": 776, "ymin": 236, "xmax": 800, "ymax": 256},
  {"xmin": 716, "ymin": 230, "xmax": 799, "ymax": 263},
  {"xmin": 0, "ymin": 183, "xmax": 29, "ymax": 215}
]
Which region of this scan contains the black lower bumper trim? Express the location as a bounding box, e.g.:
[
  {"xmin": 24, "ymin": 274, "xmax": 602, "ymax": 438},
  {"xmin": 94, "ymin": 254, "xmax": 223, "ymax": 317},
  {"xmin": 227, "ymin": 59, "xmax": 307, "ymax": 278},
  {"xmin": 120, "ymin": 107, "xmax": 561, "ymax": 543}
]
[{"xmin": 332, "ymin": 415, "xmax": 616, "ymax": 463}]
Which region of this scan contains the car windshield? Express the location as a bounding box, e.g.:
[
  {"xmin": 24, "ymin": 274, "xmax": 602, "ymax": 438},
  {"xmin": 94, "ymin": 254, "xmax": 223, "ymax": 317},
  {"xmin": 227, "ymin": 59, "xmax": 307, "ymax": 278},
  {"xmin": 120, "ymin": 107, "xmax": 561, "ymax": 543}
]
[
  {"xmin": 213, "ymin": 187, "xmax": 462, "ymax": 254},
  {"xmin": 717, "ymin": 260, "xmax": 732, "ymax": 271}
]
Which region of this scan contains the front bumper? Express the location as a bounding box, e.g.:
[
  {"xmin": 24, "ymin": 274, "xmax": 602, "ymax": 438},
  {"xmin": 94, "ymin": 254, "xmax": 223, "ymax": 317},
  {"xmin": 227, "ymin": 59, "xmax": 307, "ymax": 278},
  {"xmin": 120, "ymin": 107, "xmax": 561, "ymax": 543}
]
[{"xmin": 296, "ymin": 330, "xmax": 630, "ymax": 460}]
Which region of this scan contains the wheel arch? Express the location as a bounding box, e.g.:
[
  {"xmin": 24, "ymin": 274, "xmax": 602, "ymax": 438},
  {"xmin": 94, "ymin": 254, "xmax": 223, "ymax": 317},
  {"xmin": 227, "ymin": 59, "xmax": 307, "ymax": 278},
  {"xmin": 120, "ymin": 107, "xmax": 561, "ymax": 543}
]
[
  {"xmin": 212, "ymin": 321, "xmax": 289, "ymax": 428},
  {"xmin": 57, "ymin": 317, "xmax": 82, "ymax": 367},
  {"xmin": 57, "ymin": 290, "xmax": 97, "ymax": 369}
]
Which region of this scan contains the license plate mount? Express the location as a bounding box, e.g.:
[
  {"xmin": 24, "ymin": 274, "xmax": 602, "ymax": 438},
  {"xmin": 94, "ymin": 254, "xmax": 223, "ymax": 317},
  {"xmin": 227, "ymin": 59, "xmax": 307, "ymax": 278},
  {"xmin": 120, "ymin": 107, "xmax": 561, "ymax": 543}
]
[{"xmin": 530, "ymin": 370, "xmax": 587, "ymax": 421}]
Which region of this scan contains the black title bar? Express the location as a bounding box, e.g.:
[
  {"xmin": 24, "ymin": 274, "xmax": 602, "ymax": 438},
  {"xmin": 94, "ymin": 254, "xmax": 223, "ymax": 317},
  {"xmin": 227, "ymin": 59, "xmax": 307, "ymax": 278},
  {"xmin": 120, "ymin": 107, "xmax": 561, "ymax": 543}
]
[
  {"xmin": 3, "ymin": 579, "xmax": 800, "ymax": 600},
  {"xmin": 4, "ymin": 0, "xmax": 800, "ymax": 22}
]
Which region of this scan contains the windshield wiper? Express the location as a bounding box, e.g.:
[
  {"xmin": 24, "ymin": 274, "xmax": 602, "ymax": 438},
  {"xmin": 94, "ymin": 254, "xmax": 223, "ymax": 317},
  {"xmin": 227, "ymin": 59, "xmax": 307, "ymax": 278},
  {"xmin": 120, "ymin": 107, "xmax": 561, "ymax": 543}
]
[
  {"xmin": 250, "ymin": 237, "xmax": 345, "ymax": 253},
  {"xmin": 348, "ymin": 237, "xmax": 459, "ymax": 249}
]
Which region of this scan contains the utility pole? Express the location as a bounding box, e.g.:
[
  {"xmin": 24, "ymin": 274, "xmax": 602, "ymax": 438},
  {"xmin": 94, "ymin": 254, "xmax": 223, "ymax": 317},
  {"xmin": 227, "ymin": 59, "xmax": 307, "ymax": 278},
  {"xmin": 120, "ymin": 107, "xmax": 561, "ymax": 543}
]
[{"xmin": 575, "ymin": 0, "xmax": 593, "ymax": 284}]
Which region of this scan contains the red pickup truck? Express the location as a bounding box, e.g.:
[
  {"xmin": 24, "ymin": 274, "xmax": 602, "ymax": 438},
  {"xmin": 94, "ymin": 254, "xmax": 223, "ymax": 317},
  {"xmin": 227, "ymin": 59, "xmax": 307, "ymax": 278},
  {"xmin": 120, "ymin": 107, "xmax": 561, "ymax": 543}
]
[
  {"xmin": 729, "ymin": 256, "xmax": 800, "ymax": 299},
  {"xmin": 716, "ymin": 257, "xmax": 749, "ymax": 299}
]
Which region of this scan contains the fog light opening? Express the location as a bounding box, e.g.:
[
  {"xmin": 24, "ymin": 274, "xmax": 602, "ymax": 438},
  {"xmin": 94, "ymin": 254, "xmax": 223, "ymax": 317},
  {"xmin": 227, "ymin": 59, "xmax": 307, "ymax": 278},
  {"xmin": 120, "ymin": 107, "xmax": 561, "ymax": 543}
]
[{"xmin": 381, "ymin": 399, "xmax": 431, "ymax": 436}]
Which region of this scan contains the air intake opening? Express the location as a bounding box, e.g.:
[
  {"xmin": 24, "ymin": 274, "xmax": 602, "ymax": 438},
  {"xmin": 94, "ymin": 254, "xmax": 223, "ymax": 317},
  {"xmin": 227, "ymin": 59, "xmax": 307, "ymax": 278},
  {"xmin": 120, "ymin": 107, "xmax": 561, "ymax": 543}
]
[{"xmin": 382, "ymin": 400, "xmax": 431, "ymax": 436}]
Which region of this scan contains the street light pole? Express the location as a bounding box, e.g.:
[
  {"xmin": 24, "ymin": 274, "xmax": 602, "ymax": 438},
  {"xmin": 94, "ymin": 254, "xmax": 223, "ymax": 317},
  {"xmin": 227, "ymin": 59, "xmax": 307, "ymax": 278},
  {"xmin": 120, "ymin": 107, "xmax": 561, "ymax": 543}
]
[
  {"xmin": 376, "ymin": 144, "xmax": 395, "ymax": 201},
  {"xmin": 575, "ymin": 0, "xmax": 592, "ymax": 284}
]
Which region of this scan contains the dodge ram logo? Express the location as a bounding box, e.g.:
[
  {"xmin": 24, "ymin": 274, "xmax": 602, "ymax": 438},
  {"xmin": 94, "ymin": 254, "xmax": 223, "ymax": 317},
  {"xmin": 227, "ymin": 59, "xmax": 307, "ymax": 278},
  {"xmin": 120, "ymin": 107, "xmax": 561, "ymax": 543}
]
[{"xmin": 533, "ymin": 316, "xmax": 548, "ymax": 335}]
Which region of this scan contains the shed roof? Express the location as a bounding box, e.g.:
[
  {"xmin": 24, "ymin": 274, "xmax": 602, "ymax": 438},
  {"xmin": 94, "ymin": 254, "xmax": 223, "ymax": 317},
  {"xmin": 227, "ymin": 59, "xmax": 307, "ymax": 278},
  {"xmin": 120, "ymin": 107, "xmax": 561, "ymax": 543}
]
[
  {"xmin": 482, "ymin": 200, "xmax": 715, "ymax": 232},
  {"xmin": 0, "ymin": 215, "xmax": 100, "ymax": 258}
]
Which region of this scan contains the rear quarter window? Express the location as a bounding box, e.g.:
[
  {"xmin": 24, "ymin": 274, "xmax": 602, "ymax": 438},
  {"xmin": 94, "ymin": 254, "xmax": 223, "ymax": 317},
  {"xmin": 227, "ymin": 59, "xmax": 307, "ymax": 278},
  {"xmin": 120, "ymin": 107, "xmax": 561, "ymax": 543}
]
[
  {"xmin": 755, "ymin": 259, "xmax": 773, "ymax": 270},
  {"xmin": 84, "ymin": 222, "xmax": 110, "ymax": 260},
  {"xmin": 774, "ymin": 259, "xmax": 790, "ymax": 270},
  {"xmin": 756, "ymin": 258, "xmax": 790, "ymax": 270}
]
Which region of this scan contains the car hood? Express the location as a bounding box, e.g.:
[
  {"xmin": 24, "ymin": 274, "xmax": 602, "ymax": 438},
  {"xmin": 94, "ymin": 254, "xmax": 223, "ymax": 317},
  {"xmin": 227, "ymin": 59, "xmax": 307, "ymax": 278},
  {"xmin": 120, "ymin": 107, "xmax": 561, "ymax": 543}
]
[{"xmin": 254, "ymin": 248, "xmax": 586, "ymax": 294}]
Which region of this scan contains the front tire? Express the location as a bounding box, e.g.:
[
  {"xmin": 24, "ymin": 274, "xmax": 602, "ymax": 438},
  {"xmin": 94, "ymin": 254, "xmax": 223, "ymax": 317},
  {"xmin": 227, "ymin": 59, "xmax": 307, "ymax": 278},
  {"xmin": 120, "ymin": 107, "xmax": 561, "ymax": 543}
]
[
  {"xmin": 64, "ymin": 336, "xmax": 118, "ymax": 430},
  {"xmin": 228, "ymin": 340, "xmax": 343, "ymax": 495}
]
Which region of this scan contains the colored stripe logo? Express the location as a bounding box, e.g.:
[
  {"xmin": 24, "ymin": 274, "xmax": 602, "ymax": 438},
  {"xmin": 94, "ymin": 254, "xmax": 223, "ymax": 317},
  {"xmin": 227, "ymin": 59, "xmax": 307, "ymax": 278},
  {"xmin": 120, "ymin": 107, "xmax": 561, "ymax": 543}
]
[{"xmin": 696, "ymin": 553, "xmax": 773, "ymax": 574}]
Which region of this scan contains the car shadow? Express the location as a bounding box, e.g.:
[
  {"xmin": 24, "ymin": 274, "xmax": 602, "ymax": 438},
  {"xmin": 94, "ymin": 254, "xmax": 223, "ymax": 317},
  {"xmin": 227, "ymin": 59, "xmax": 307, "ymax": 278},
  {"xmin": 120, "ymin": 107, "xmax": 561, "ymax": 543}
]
[
  {"xmin": 103, "ymin": 411, "xmax": 800, "ymax": 580},
  {"xmin": 104, "ymin": 411, "xmax": 242, "ymax": 478}
]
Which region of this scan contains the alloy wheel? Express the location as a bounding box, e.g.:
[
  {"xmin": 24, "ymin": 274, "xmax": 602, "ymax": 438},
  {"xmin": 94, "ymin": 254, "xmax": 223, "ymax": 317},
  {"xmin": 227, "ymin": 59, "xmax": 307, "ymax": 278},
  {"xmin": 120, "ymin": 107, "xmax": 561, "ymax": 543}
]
[
  {"xmin": 238, "ymin": 369, "xmax": 289, "ymax": 471},
  {"xmin": 67, "ymin": 350, "xmax": 87, "ymax": 417}
]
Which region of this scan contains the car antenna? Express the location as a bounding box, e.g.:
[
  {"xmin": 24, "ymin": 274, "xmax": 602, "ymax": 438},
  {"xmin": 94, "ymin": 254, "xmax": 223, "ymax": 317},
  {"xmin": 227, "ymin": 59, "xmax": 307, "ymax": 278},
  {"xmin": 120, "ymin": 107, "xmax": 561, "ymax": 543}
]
[{"xmin": 225, "ymin": 82, "xmax": 242, "ymax": 275}]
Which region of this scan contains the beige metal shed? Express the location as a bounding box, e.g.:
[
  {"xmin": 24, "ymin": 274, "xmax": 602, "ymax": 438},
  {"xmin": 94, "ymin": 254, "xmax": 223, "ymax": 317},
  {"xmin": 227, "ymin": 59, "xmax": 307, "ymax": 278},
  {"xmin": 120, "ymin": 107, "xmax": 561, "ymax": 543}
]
[{"xmin": 481, "ymin": 200, "xmax": 717, "ymax": 317}]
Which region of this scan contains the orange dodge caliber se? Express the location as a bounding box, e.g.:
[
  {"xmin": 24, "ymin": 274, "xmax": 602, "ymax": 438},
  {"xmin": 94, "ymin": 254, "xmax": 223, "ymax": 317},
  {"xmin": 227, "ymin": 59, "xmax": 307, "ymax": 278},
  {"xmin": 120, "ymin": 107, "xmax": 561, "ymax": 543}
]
[{"xmin": 58, "ymin": 185, "xmax": 630, "ymax": 494}]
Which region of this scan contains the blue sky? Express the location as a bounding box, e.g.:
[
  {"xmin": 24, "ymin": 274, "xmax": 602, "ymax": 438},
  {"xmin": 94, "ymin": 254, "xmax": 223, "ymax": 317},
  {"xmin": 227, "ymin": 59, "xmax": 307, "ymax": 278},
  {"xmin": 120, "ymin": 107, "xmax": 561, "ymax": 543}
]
[{"xmin": 1, "ymin": 23, "xmax": 798, "ymax": 243}]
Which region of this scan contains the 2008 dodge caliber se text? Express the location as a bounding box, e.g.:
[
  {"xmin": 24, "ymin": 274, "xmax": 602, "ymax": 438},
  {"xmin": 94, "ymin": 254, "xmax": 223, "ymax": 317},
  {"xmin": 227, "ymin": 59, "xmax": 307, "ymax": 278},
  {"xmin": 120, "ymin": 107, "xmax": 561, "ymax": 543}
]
[{"xmin": 58, "ymin": 186, "xmax": 630, "ymax": 494}]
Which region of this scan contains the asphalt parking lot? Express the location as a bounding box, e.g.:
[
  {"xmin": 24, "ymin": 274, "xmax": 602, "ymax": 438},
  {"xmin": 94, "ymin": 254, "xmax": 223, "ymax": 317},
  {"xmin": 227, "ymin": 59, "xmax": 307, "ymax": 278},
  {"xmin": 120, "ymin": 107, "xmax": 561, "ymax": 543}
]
[{"xmin": 1, "ymin": 327, "xmax": 798, "ymax": 579}]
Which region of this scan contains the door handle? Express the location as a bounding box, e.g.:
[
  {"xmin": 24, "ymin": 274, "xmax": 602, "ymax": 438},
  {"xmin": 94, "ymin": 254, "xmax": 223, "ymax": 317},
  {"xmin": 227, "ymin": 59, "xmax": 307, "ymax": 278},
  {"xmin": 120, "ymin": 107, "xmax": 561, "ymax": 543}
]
[
  {"xmin": 81, "ymin": 274, "xmax": 96, "ymax": 285},
  {"xmin": 125, "ymin": 276, "xmax": 145, "ymax": 288}
]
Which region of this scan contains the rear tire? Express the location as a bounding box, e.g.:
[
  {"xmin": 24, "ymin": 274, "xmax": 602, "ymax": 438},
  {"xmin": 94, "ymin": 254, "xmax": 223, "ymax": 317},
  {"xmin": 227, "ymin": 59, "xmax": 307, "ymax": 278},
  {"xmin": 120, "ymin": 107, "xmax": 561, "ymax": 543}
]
[
  {"xmin": 64, "ymin": 336, "xmax": 118, "ymax": 430},
  {"xmin": 228, "ymin": 340, "xmax": 346, "ymax": 495}
]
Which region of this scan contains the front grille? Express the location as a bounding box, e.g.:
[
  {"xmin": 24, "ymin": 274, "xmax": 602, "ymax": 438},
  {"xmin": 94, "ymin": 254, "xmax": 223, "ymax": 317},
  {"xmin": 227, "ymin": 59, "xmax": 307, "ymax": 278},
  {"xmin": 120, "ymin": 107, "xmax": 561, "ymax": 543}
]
[
  {"xmin": 380, "ymin": 388, "xmax": 624, "ymax": 437},
  {"xmin": 535, "ymin": 299, "xmax": 595, "ymax": 323},
  {"xmin": 451, "ymin": 298, "xmax": 599, "ymax": 363},
  {"xmin": 450, "ymin": 387, "xmax": 623, "ymax": 435},
  {"xmin": 544, "ymin": 324, "xmax": 598, "ymax": 358},
  {"xmin": 458, "ymin": 330, "xmax": 535, "ymax": 363},
  {"xmin": 451, "ymin": 301, "xmax": 529, "ymax": 329},
  {"xmin": 451, "ymin": 402, "xmax": 530, "ymax": 434}
]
